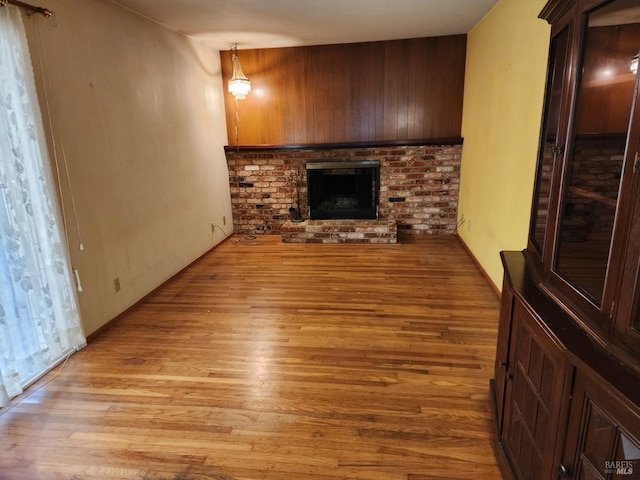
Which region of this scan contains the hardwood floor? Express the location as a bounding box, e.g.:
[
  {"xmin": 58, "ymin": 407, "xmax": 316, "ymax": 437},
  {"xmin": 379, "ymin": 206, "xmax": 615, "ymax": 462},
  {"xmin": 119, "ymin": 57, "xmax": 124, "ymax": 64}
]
[{"xmin": 0, "ymin": 235, "xmax": 502, "ymax": 480}]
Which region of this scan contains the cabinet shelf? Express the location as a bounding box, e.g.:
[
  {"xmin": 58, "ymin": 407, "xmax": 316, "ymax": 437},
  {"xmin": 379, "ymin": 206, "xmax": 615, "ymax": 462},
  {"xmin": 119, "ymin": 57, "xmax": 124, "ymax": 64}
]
[{"xmin": 568, "ymin": 186, "xmax": 617, "ymax": 207}]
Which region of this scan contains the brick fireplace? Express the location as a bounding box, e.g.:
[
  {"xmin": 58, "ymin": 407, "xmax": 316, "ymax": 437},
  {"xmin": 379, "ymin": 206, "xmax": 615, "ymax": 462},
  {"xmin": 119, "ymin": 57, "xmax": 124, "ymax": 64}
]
[
  {"xmin": 307, "ymin": 160, "xmax": 380, "ymax": 220},
  {"xmin": 225, "ymin": 143, "xmax": 461, "ymax": 242}
]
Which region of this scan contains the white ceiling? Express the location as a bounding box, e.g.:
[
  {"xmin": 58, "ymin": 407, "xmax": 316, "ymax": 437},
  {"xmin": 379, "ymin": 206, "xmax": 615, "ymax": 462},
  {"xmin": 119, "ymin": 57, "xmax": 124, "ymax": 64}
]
[{"xmin": 112, "ymin": 0, "xmax": 499, "ymax": 51}]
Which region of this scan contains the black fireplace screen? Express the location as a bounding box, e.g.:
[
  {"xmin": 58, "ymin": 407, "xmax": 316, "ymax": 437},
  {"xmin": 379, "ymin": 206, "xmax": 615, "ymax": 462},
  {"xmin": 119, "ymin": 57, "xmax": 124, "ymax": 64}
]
[{"xmin": 306, "ymin": 161, "xmax": 380, "ymax": 220}]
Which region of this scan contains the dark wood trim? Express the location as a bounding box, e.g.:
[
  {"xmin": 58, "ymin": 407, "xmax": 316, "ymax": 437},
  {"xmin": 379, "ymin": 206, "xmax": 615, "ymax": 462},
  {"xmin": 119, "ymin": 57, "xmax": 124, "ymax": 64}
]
[
  {"xmin": 86, "ymin": 234, "xmax": 235, "ymax": 343},
  {"xmin": 456, "ymin": 233, "xmax": 501, "ymax": 298},
  {"xmin": 224, "ymin": 137, "xmax": 464, "ymax": 152},
  {"xmin": 539, "ymin": 0, "xmax": 574, "ymax": 25}
]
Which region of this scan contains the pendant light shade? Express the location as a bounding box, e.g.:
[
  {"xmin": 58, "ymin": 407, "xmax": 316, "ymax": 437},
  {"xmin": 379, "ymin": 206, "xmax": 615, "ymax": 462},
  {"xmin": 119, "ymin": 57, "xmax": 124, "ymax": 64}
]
[{"xmin": 228, "ymin": 45, "xmax": 251, "ymax": 100}]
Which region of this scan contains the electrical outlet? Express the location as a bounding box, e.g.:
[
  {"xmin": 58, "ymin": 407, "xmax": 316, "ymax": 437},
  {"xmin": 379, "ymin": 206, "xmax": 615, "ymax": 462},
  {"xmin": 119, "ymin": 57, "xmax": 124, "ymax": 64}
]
[
  {"xmin": 223, "ymin": 216, "xmax": 226, "ymax": 226},
  {"xmin": 114, "ymin": 277, "xmax": 121, "ymax": 292},
  {"xmin": 211, "ymin": 223, "xmax": 215, "ymax": 233}
]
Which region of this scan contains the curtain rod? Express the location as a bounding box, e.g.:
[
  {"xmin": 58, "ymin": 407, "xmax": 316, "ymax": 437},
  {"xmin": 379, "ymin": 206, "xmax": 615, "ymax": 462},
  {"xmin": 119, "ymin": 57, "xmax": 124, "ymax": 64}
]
[{"xmin": 1, "ymin": 0, "xmax": 56, "ymax": 25}]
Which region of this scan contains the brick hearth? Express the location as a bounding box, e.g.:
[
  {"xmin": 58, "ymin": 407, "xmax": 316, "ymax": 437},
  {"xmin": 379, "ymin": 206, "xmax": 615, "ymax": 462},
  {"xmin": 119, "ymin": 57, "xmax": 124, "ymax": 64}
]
[
  {"xmin": 281, "ymin": 219, "xmax": 397, "ymax": 244},
  {"xmin": 225, "ymin": 144, "xmax": 461, "ymax": 239}
]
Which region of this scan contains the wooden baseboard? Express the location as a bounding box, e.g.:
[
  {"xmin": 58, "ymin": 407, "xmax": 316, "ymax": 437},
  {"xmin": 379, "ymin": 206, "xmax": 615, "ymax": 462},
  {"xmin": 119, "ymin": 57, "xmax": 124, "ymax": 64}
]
[
  {"xmin": 86, "ymin": 234, "xmax": 235, "ymax": 343},
  {"xmin": 456, "ymin": 234, "xmax": 501, "ymax": 299}
]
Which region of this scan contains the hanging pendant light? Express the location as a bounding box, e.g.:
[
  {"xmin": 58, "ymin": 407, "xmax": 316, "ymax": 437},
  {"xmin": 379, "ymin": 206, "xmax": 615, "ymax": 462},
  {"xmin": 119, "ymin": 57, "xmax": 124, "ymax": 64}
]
[{"xmin": 228, "ymin": 44, "xmax": 251, "ymax": 100}]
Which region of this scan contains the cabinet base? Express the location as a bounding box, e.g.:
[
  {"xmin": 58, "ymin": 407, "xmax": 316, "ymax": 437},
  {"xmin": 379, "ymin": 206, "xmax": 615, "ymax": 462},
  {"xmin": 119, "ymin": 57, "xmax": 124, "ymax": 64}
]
[{"xmin": 489, "ymin": 379, "xmax": 515, "ymax": 480}]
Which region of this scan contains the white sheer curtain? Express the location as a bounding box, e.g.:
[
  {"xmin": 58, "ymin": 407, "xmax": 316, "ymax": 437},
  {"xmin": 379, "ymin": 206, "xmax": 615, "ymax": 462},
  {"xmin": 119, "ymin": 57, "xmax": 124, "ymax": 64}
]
[{"xmin": 0, "ymin": 5, "xmax": 86, "ymax": 407}]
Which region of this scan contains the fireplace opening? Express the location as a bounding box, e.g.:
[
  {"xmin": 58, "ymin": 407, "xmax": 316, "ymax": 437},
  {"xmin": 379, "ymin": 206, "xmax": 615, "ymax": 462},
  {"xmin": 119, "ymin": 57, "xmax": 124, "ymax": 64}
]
[{"xmin": 306, "ymin": 160, "xmax": 380, "ymax": 220}]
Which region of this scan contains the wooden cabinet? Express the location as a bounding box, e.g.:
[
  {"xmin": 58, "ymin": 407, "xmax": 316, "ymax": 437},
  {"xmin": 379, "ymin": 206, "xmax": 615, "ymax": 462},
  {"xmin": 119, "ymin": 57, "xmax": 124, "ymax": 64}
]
[
  {"xmin": 493, "ymin": 252, "xmax": 640, "ymax": 480},
  {"xmin": 529, "ymin": 0, "xmax": 640, "ymax": 354},
  {"xmin": 492, "ymin": 1, "xmax": 640, "ymax": 477},
  {"xmin": 494, "ymin": 277, "xmax": 515, "ymax": 436},
  {"xmin": 560, "ymin": 370, "xmax": 640, "ymax": 480},
  {"xmin": 493, "ymin": 1, "xmax": 640, "ymax": 478},
  {"xmin": 614, "ymin": 144, "xmax": 640, "ymax": 358},
  {"xmin": 501, "ymin": 302, "xmax": 572, "ymax": 480}
]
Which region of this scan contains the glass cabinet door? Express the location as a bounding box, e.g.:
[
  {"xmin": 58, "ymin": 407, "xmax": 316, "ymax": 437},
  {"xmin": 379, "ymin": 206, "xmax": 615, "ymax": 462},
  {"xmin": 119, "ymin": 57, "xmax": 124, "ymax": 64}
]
[
  {"xmin": 620, "ymin": 231, "xmax": 640, "ymax": 354},
  {"xmin": 628, "ymin": 237, "xmax": 640, "ymax": 352},
  {"xmin": 614, "ymin": 159, "xmax": 640, "ymax": 355},
  {"xmin": 553, "ymin": 0, "xmax": 640, "ymax": 307},
  {"xmin": 529, "ymin": 26, "xmax": 571, "ymax": 257}
]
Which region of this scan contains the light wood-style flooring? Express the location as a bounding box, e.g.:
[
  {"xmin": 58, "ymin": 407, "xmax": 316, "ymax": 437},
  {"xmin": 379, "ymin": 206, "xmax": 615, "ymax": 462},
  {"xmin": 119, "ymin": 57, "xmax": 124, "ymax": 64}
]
[{"xmin": 0, "ymin": 235, "xmax": 502, "ymax": 480}]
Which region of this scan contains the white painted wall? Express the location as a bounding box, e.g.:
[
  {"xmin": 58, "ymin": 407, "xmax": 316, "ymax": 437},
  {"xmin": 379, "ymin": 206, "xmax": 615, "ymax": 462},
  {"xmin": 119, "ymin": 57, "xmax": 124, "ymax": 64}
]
[{"xmin": 23, "ymin": 0, "xmax": 232, "ymax": 335}]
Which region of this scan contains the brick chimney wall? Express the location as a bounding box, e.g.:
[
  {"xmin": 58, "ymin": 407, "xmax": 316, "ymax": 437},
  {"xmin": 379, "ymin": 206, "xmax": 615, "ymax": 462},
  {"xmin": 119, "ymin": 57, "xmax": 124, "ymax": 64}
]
[{"xmin": 225, "ymin": 144, "xmax": 461, "ymax": 236}]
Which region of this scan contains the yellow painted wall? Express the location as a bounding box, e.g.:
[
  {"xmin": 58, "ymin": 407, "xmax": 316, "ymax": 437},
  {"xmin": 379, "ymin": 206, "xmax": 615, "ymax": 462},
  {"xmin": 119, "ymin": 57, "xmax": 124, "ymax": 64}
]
[
  {"xmin": 458, "ymin": 0, "xmax": 550, "ymax": 291},
  {"xmin": 23, "ymin": 0, "xmax": 232, "ymax": 335}
]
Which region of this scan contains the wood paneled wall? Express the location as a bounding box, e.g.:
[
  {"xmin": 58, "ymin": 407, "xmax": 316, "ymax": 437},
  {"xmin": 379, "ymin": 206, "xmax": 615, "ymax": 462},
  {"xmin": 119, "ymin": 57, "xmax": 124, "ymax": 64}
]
[
  {"xmin": 220, "ymin": 36, "xmax": 467, "ymax": 146},
  {"xmin": 577, "ymin": 25, "xmax": 640, "ymax": 135}
]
